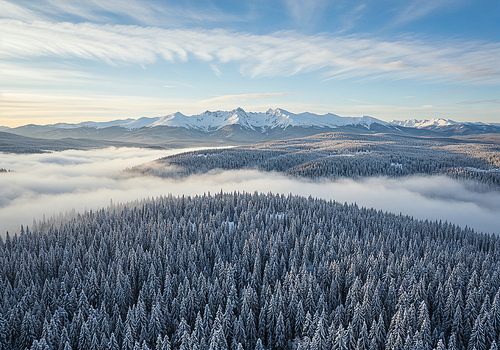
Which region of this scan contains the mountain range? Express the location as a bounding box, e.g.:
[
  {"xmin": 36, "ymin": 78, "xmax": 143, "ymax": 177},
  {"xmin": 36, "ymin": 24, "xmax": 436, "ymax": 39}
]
[
  {"xmin": 4, "ymin": 108, "xmax": 388, "ymax": 132},
  {"xmin": 2, "ymin": 108, "xmax": 499, "ymax": 152},
  {"xmin": 4, "ymin": 107, "xmax": 499, "ymax": 132}
]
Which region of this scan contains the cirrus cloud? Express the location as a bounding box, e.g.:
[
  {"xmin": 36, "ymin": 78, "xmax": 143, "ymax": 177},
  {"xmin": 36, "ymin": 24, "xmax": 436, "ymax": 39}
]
[
  {"xmin": 1, "ymin": 19, "xmax": 499, "ymax": 84},
  {"xmin": 197, "ymin": 92, "xmax": 296, "ymax": 105}
]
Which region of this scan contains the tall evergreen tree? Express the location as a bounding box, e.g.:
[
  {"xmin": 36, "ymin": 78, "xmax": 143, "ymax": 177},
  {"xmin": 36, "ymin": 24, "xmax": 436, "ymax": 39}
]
[
  {"xmin": 468, "ymin": 316, "xmax": 486, "ymax": 350},
  {"xmin": 334, "ymin": 324, "xmax": 348, "ymax": 350}
]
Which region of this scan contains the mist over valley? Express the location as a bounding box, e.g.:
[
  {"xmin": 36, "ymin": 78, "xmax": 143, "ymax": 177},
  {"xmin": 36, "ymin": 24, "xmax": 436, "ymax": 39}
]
[{"xmin": 1, "ymin": 147, "xmax": 499, "ymax": 237}]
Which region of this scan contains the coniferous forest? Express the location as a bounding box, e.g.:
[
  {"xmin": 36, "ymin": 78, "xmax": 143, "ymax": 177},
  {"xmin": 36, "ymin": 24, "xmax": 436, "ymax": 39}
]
[
  {"xmin": 1, "ymin": 192, "xmax": 499, "ymax": 350},
  {"xmin": 132, "ymin": 133, "xmax": 500, "ymax": 189}
]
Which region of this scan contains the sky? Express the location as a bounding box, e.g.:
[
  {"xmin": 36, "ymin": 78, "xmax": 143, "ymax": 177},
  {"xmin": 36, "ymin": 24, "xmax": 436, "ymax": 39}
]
[{"xmin": 1, "ymin": 0, "xmax": 499, "ymax": 127}]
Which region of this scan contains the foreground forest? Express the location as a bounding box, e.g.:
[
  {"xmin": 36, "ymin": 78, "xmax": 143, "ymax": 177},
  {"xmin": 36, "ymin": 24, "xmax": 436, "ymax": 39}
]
[
  {"xmin": 1, "ymin": 192, "xmax": 499, "ymax": 350},
  {"xmin": 131, "ymin": 133, "xmax": 500, "ymax": 188}
]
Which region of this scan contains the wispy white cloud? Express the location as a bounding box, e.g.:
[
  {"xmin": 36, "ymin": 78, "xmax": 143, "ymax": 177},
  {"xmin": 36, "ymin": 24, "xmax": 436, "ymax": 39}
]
[
  {"xmin": 283, "ymin": 0, "xmax": 329, "ymax": 28},
  {"xmin": 0, "ymin": 62, "xmax": 99, "ymax": 85},
  {"xmin": 392, "ymin": 0, "xmax": 452, "ymax": 26},
  {"xmin": 457, "ymin": 99, "xmax": 500, "ymax": 105},
  {"xmin": 0, "ymin": 0, "xmax": 247, "ymax": 26},
  {"xmin": 335, "ymin": 3, "xmax": 367, "ymax": 34},
  {"xmin": 210, "ymin": 64, "xmax": 222, "ymax": 76},
  {"xmin": 345, "ymin": 97, "xmax": 374, "ymax": 105},
  {"xmin": 2, "ymin": 19, "xmax": 498, "ymax": 85},
  {"xmin": 197, "ymin": 93, "xmax": 295, "ymax": 105},
  {"xmin": 0, "ymin": 0, "xmax": 43, "ymax": 21},
  {"xmin": 428, "ymin": 87, "xmax": 469, "ymax": 98}
]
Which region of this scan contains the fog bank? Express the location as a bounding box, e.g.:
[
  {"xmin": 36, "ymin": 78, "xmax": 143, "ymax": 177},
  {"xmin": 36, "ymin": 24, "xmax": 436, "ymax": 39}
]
[{"xmin": 1, "ymin": 147, "xmax": 499, "ymax": 236}]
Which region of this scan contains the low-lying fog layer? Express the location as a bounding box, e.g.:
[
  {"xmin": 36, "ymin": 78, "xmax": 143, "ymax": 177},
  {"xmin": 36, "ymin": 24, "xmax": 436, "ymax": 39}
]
[{"xmin": 1, "ymin": 147, "xmax": 499, "ymax": 236}]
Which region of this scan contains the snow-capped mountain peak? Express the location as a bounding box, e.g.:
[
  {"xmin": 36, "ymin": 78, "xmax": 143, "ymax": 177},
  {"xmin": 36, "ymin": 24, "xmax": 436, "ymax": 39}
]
[
  {"xmin": 389, "ymin": 119, "xmax": 421, "ymax": 128},
  {"xmin": 389, "ymin": 118, "xmax": 459, "ymax": 128},
  {"xmin": 223, "ymin": 107, "xmax": 253, "ymax": 129},
  {"xmin": 8, "ymin": 108, "xmax": 389, "ymax": 132},
  {"xmin": 418, "ymin": 118, "xmax": 458, "ymax": 128},
  {"xmin": 150, "ymin": 112, "xmax": 188, "ymax": 128},
  {"xmin": 353, "ymin": 115, "xmax": 389, "ymax": 128},
  {"xmin": 113, "ymin": 108, "xmax": 389, "ymax": 131}
]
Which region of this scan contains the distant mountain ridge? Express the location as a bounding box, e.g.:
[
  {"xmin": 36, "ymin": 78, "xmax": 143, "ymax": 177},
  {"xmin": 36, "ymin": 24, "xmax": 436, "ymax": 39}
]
[
  {"xmin": 2, "ymin": 109, "xmax": 499, "ymax": 148},
  {"xmin": 390, "ymin": 117, "xmax": 500, "ymax": 128},
  {"xmin": 3, "ymin": 108, "xmax": 498, "ymax": 133},
  {"xmin": 2, "ymin": 108, "xmax": 387, "ymax": 132}
]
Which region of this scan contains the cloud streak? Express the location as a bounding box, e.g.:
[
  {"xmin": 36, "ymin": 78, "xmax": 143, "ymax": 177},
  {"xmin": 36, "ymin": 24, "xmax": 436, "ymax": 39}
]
[
  {"xmin": 0, "ymin": 0, "xmax": 247, "ymax": 27},
  {"xmin": 1, "ymin": 19, "xmax": 499, "ymax": 84},
  {"xmin": 1, "ymin": 148, "xmax": 499, "ymax": 237},
  {"xmin": 197, "ymin": 93, "xmax": 295, "ymax": 105},
  {"xmin": 428, "ymin": 87, "xmax": 469, "ymax": 98},
  {"xmin": 0, "ymin": 62, "xmax": 100, "ymax": 86},
  {"xmin": 457, "ymin": 99, "xmax": 500, "ymax": 105},
  {"xmin": 283, "ymin": 0, "xmax": 329, "ymax": 30},
  {"xmin": 0, "ymin": 0, "xmax": 43, "ymax": 22},
  {"xmin": 392, "ymin": 1, "xmax": 452, "ymax": 26}
]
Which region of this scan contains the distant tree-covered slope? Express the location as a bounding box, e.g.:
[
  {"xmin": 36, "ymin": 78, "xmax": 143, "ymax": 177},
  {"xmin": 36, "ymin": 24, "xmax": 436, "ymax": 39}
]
[
  {"xmin": 1, "ymin": 192, "xmax": 499, "ymax": 350},
  {"xmin": 132, "ymin": 132, "xmax": 500, "ymax": 188},
  {"xmin": 0, "ymin": 131, "xmax": 162, "ymax": 154}
]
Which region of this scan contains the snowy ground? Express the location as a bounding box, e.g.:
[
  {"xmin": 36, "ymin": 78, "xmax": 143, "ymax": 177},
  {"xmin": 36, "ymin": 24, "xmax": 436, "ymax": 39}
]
[{"xmin": 464, "ymin": 166, "xmax": 500, "ymax": 173}]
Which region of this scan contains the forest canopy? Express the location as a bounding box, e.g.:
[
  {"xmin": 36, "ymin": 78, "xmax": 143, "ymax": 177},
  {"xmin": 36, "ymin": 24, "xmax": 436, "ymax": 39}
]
[
  {"xmin": 1, "ymin": 192, "xmax": 499, "ymax": 350},
  {"xmin": 132, "ymin": 133, "xmax": 500, "ymax": 189}
]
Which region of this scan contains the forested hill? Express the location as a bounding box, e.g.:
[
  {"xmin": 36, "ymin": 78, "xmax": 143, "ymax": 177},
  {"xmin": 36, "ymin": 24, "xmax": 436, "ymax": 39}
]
[
  {"xmin": 132, "ymin": 132, "xmax": 500, "ymax": 188},
  {"xmin": 0, "ymin": 131, "xmax": 160, "ymax": 154},
  {"xmin": 1, "ymin": 192, "xmax": 499, "ymax": 350}
]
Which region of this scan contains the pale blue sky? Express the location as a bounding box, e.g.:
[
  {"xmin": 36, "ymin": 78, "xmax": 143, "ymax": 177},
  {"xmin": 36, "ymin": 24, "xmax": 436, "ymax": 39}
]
[{"xmin": 1, "ymin": 0, "xmax": 499, "ymax": 126}]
